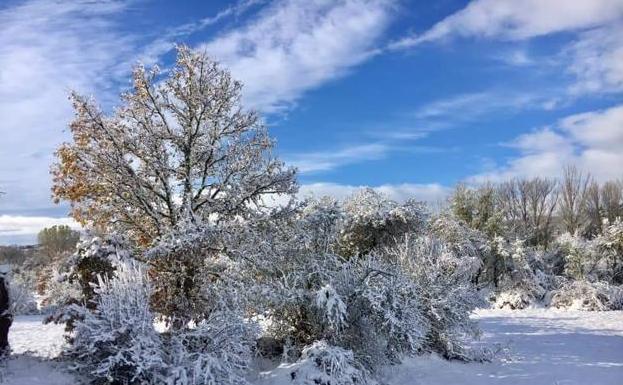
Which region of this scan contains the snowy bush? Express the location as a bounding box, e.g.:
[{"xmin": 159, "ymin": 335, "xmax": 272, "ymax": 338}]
[
  {"xmin": 337, "ymin": 189, "xmax": 428, "ymax": 258},
  {"xmin": 548, "ymin": 280, "xmax": 623, "ymax": 311},
  {"xmin": 66, "ymin": 260, "xmax": 166, "ymax": 384},
  {"xmin": 388, "ymin": 237, "xmax": 485, "ymax": 360},
  {"xmin": 8, "ymin": 272, "xmax": 38, "ymax": 315},
  {"xmin": 45, "ymin": 234, "xmax": 130, "ymax": 331},
  {"xmin": 252, "ymin": 251, "xmax": 428, "ymax": 370},
  {"xmin": 593, "ymin": 218, "xmax": 623, "ymax": 284},
  {"xmin": 493, "ymin": 240, "xmax": 548, "ymax": 309},
  {"xmin": 289, "ymin": 341, "xmax": 369, "ymax": 385},
  {"xmin": 39, "ymin": 267, "xmax": 81, "ymax": 314},
  {"xmin": 164, "ymin": 311, "xmax": 256, "ymax": 385},
  {"xmin": 494, "ymin": 289, "xmax": 534, "ymax": 310}
]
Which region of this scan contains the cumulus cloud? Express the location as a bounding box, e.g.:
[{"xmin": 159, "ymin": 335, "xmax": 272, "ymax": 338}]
[
  {"xmin": 201, "ymin": 0, "xmax": 394, "ymax": 112},
  {"xmin": 471, "ymin": 104, "xmax": 623, "ymax": 182}
]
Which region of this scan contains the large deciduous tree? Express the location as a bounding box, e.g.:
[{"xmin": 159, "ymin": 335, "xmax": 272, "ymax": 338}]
[{"xmin": 52, "ymin": 46, "xmax": 297, "ymax": 246}]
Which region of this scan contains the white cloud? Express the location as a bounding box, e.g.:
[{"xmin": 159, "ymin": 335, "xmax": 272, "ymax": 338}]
[
  {"xmin": 0, "ymin": 215, "xmax": 79, "ymax": 245},
  {"xmin": 392, "ymin": 0, "xmax": 623, "ymax": 48},
  {"xmin": 391, "ymin": 0, "xmax": 623, "ymax": 96},
  {"xmin": 201, "ymin": 0, "xmax": 394, "ymax": 112},
  {"xmin": 566, "ymin": 24, "xmax": 623, "ymax": 94},
  {"xmin": 411, "ymin": 90, "xmax": 556, "ymax": 127},
  {"xmin": 299, "ymin": 182, "xmax": 450, "ymax": 203},
  {"xmin": 0, "ymin": 0, "xmax": 137, "ymax": 215},
  {"xmin": 471, "ymin": 104, "xmax": 623, "ymax": 182},
  {"xmin": 286, "ymin": 143, "xmax": 391, "ymax": 173}
]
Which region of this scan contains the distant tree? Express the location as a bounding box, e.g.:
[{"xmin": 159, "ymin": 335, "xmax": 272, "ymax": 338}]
[
  {"xmin": 52, "ymin": 45, "xmax": 297, "ymax": 246},
  {"xmin": 37, "ymin": 225, "xmax": 80, "ymax": 261},
  {"xmin": 497, "ymin": 177, "xmax": 558, "ymax": 248},
  {"xmin": 585, "ymin": 180, "xmax": 623, "ymax": 236},
  {"xmin": 585, "ymin": 181, "xmax": 603, "ymax": 236},
  {"xmin": 601, "ymin": 181, "xmax": 623, "ymax": 224},
  {"xmin": 450, "ymin": 183, "xmax": 503, "ymax": 238},
  {"xmin": 0, "ymin": 246, "xmax": 28, "ymax": 266},
  {"xmin": 559, "ymin": 165, "xmax": 590, "ymax": 235}
]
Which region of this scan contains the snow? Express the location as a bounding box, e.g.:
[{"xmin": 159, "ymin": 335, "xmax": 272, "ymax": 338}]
[
  {"xmin": 386, "ymin": 308, "xmax": 623, "ymax": 385},
  {"xmin": 1, "ymin": 315, "xmax": 76, "ymax": 385},
  {"xmin": 2, "ymin": 310, "xmax": 623, "ymax": 385}
]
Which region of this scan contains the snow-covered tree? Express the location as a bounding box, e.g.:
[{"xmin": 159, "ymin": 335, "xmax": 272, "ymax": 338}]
[{"xmin": 52, "ymin": 45, "xmax": 296, "ymax": 246}]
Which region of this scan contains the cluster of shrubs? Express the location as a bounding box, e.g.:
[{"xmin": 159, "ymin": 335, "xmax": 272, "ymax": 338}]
[
  {"xmin": 49, "ymin": 189, "xmax": 489, "ymax": 385},
  {"xmin": 447, "ymin": 175, "xmax": 623, "ymax": 311}
]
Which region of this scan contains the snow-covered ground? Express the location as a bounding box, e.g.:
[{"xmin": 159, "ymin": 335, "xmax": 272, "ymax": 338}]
[
  {"xmin": 1, "ymin": 315, "xmax": 76, "ymax": 385},
  {"xmin": 387, "ymin": 309, "xmax": 623, "ymax": 385},
  {"xmin": 2, "ymin": 309, "xmax": 623, "ymax": 384}
]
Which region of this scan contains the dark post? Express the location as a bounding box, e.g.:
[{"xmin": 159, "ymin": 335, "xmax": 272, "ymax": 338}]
[{"xmin": 0, "ymin": 274, "xmax": 12, "ymax": 355}]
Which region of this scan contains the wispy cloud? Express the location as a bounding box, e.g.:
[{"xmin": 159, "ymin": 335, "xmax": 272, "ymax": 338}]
[
  {"xmin": 0, "ymin": 0, "xmax": 140, "ymax": 217},
  {"xmin": 390, "ymin": 0, "xmax": 623, "ymax": 49},
  {"xmin": 410, "ymin": 90, "xmax": 558, "ymax": 128},
  {"xmin": 566, "ymin": 23, "xmax": 623, "ymax": 95},
  {"xmin": 286, "ymin": 143, "xmax": 391, "ymax": 173},
  {"xmin": 200, "ymin": 0, "xmax": 395, "ymax": 112},
  {"xmin": 390, "ymin": 0, "xmax": 623, "ymax": 98}
]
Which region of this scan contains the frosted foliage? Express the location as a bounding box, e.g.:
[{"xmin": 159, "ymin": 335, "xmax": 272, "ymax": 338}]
[
  {"xmin": 548, "ymin": 280, "xmax": 623, "ymax": 311},
  {"xmin": 556, "ymin": 219, "xmax": 623, "ymax": 284},
  {"xmin": 40, "ymin": 268, "xmax": 81, "ymax": 313},
  {"xmin": 389, "ymin": 237, "xmax": 484, "ymax": 360},
  {"xmin": 315, "ymin": 284, "xmax": 347, "ymax": 331},
  {"xmin": 8, "ymin": 273, "xmax": 38, "ymax": 315},
  {"xmin": 289, "ymin": 341, "xmax": 369, "ymax": 385},
  {"xmin": 165, "ymin": 311, "xmax": 255, "ymax": 385},
  {"xmin": 594, "ymin": 218, "xmax": 623, "ymax": 284},
  {"xmin": 338, "ymin": 189, "xmax": 428, "ymax": 257},
  {"xmin": 67, "ymin": 261, "xmax": 166, "ymax": 384}
]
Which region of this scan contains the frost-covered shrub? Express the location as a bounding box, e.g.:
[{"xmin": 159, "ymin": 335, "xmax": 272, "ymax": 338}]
[
  {"xmin": 164, "ymin": 311, "xmax": 256, "ymax": 385},
  {"xmin": 556, "ymin": 232, "xmax": 597, "ymax": 280},
  {"xmin": 555, "ymin": 219, "xmax": 623, "ymax": 285},
  {"xmin": 145, "ymin": 221, "xmax": 242, "ymax": 329},
  {"xmin": 289, "ymin": 341, "xmax": 369, "ymax": 385},
  {"xmin": 388, "ymin": 237, "xmax": 484, "ymax": 360},
  {"xmin": 67, "ymin": 234, "xmax": 129, "ymax": 305},
  {"xmin": 40, "ymin": 267, "xmax": 81, "ymax": 314},
  {"xmin": 548, "ymin": 280, "xmax": 623, "ymax": 311},
  {"xmin": 66, "ymin": 260, "xmax": 166, "ymax": 384},
  {"xmin": 337, "ymin": 189, "xmax": 428, "ymax": 258},
  {"xmin": 8, "ymin": 272, "xmax": 38, "ymax": 315},
  {"xmin": 594, "ymin": 218, "xmax": 623, "ymax": 284},
  {"xmin": 493, "ymin": 289, "xmax": 534, "ymax": 310},
  {"xmin": 253, "ymin": 251, "xmax": 428, "ymax": 371},
  {"xmin": 45, "ymin": 234, "xmax": 130, "ymax": 331},
  {"xmin": 493, "ymin": 240, "xmax": 548, "ymax": 309}
]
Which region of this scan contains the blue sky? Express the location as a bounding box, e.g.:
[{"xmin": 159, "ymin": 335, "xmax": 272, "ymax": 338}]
[{"xmin": 1, "ymin": 0, "xmax": 622, "ymax": 244}]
